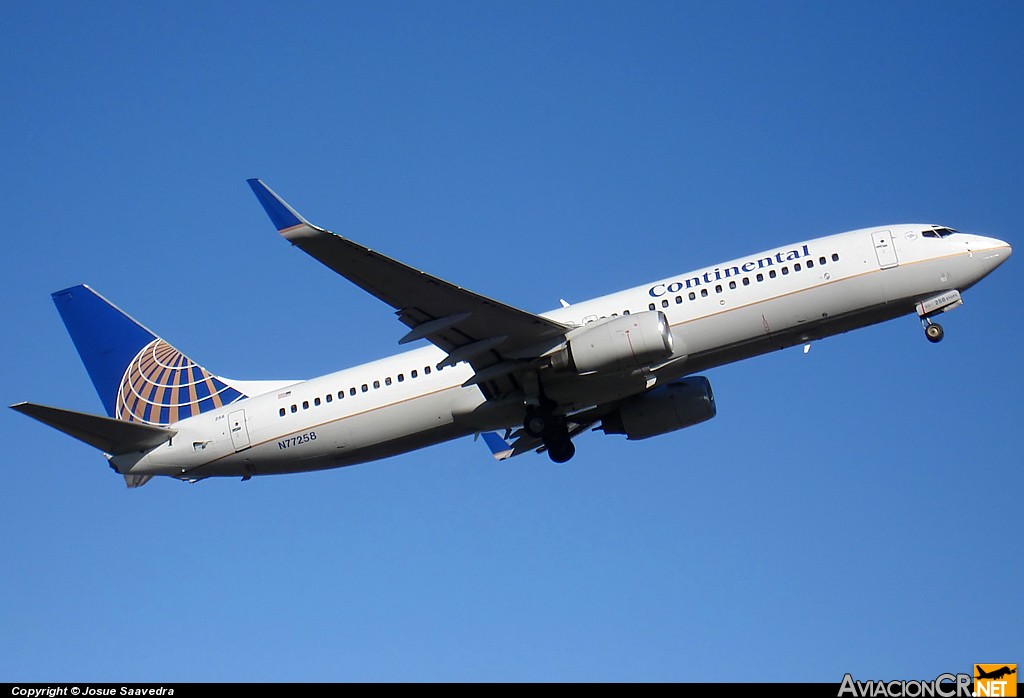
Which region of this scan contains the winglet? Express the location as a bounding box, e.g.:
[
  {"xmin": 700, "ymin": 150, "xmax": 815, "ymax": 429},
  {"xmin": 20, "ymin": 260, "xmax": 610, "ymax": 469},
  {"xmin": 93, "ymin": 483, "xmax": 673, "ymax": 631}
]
[
  {"xmin": 481, "ymin": 432, "xmax": 514, "ymax": 461},
  {"xmin": 247, "ymin": 179, "xmax": 317, "ymax": 238}
]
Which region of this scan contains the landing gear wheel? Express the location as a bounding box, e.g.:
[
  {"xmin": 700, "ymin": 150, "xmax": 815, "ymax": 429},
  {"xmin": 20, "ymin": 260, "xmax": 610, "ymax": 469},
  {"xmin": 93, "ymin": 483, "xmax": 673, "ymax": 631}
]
[
  {"xmin": 547, "ymin": 438, "xmax": 575, "ymax": 464},
  {"xmin": 524, "ymin": 410, "xmax": 549, "ymax": 438},
  {"xmin": 524, "ymin": 402, "xmax": 576, "ymax": 462},
  {"xmin": 925, "ymin": 323, "xmax": 944, "ymax": 343}
]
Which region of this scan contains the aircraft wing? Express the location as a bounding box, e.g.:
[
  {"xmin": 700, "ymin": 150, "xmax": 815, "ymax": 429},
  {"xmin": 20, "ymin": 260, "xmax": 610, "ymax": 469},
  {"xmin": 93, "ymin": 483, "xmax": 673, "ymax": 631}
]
[{"xmin": 248, "ymin": 180, "xmax": 571, "ymax": 376}]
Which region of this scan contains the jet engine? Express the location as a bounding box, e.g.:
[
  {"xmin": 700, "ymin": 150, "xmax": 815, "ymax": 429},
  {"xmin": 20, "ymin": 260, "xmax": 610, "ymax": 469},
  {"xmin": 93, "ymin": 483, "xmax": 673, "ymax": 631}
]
[
  {"xmin": 551, "ymin": 311, "xmax": 674, "ymax": 374},
  {"xmin": 600, "ymin": 376, "xmax": 716, "ymax": 440}
]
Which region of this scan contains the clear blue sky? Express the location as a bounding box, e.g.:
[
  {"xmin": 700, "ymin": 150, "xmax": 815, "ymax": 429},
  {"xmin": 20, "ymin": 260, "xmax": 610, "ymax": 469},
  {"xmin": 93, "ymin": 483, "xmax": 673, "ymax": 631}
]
[{"xmin": 2, "ymin": 0, "xmax": 1020, "ymax": 682}]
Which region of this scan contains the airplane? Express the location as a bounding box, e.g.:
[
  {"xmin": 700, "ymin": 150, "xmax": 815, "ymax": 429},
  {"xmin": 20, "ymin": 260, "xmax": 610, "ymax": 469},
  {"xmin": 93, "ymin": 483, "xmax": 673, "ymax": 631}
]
[
  {"xmin": 976, "ymin": 666, "xmax": 1017, "ymax": 681},
  {"xmin": 10, "ymin": 180, "xmax": 1012, "ymax": 487}
]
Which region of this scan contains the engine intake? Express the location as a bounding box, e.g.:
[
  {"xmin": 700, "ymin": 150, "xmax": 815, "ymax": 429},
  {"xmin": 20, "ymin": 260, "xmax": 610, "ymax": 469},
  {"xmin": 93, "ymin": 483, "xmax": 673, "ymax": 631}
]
[
  {"xmin": 601, "ymin": 377, "xmax": 716, "ymax": 440},
  {"xmin": 551, "ymin": 311, "xmax": 675, "ymax": 374}
]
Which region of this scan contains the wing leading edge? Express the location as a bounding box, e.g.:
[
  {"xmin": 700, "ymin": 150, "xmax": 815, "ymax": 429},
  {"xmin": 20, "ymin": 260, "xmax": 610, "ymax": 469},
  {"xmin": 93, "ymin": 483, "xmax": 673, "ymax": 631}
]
[{"xmin": 247, "ymin": 180, "xmax": 570, "ymax": 382}]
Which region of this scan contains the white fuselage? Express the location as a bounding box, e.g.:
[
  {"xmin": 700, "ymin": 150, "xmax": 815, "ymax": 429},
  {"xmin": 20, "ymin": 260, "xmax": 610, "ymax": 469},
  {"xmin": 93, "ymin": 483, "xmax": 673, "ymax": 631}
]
[{"xmin": 111, "ymin": 225, "xmax": 1010, "ymax": 481}]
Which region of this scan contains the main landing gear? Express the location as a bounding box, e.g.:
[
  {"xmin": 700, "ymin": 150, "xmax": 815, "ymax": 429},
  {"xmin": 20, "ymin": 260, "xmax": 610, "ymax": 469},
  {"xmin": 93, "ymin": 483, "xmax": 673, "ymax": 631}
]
[{"xmin": 523, "ymin": 403, "xmax": 576, "ymax": 463}]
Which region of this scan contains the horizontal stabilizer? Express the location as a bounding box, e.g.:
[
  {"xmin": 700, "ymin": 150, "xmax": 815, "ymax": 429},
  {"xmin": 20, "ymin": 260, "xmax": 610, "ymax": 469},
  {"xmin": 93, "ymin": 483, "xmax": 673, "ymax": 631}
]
[{"xmin": 10, "ymin": 402, "xmax": 176, "ymax": 455}]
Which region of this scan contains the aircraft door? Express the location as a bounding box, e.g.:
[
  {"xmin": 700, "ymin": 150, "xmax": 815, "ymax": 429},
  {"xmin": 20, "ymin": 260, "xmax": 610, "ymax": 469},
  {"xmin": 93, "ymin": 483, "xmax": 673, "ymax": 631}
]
[
  {"xmin": 228, "ymin": 409, "xmax": 251, "ymax": 452},
  {"xmin": 872, "ymin": 230, "xmax": 899, "ymax": 269}
]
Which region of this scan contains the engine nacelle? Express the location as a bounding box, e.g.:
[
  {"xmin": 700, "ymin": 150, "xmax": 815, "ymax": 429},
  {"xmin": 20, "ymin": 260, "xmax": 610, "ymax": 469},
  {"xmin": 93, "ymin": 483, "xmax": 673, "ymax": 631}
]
[
  {"xmin": 551, "ymin": 311, "xmax": 674, "ymax": 374},
  {"xmin": 601, "ymin": 377, "xmax": 716, "ymax": 440}
]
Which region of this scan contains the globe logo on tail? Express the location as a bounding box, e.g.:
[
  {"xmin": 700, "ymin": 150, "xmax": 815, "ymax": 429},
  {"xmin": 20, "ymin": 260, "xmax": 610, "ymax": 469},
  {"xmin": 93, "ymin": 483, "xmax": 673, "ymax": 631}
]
[{"xmin": 116, "ymin": 339, "xmax": 244, "ymax": 425}]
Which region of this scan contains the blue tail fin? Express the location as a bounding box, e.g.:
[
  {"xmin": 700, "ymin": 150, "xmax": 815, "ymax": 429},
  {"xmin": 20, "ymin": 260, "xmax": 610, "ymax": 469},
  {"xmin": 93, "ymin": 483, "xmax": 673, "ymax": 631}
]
[{"xmin": 52, "ymin": 285, "xmax": 246, "ymax": 425}]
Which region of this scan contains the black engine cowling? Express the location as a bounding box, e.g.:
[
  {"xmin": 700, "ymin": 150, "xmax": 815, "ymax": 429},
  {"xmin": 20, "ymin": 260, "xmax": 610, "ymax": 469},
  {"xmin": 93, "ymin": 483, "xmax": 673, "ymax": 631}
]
[
  {"xmin": 551, "ymin": 311, "xmax": 675, "ymax": 374},
  {"xmin": 601, "ymin": 377, "xmax": 716, "ymax": 440}
]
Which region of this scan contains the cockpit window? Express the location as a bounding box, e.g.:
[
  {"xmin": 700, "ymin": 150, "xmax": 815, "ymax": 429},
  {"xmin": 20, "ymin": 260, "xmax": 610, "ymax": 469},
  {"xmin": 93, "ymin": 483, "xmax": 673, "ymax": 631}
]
[{"xmin": 923, "ymin": 226, "xmax": 958, "ymax": 238}]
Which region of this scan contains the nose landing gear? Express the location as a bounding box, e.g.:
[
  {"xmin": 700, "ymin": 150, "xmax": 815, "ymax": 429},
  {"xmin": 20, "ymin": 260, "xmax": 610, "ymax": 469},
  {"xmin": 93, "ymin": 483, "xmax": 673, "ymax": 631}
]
[
  {"xmin": 924, "ymin": 321, "xmax": 944, "ymax": 343},
  {"xmin": 916, "ymin": 290, "xmax": 962, "ymax": 344}
]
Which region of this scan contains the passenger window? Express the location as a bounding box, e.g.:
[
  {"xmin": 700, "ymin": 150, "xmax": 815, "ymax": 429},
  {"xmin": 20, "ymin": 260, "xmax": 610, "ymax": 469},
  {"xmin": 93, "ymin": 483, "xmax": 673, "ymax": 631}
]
[
  {"xmin": 314, "ymin": 397, "xmax": 321, "ymax": 406},
  {"xmin": 411, "ymin": 370, "xmax": 418, "ymax": 378},
  {"xmin": 385, "ymin": 377, "xmax": 392, "ymax": 386},
  {"xmin": 302, "ymin": 401, "xmax": 309, "ymax": 410},
  {"xmin": 397, "ymin": 374, "xmax": 404, "ymax": 382},
  {"xmin": 291, "ymin": 405, "xmax": 297, "ymax": 413},
  {"xmin": 832, "ymin": 253, "xmax": 839, "ymax": 262},
  {"xmin": 675, "ymin": 296, "xmax": 682, "ymax": 304},
  {"xmin": 819, "ymin": 256, "xmax": 827, "ymax": 265},
  {"xmin": 757, "ymin": 273, "xmax": 764, "ymax": 282},
  {"xmin": 326, "ymin": 394, "xmax": 332, "ymax": 403},
  {"xmin": 661, "ymin": 299, "xmax": 669, "ymax": 308},
  {"xmin": 648, "ymin": 303, "xmax": 655, "ymax": 311},
  {"xmin": 729, "ymin": 280, "xmax": 736, "ymax": 290},
  {"xmin": 424, "ymin": 366, "xmax": 431, "ymax": 375},
  {"xmin": 715, "ymin": 284, "xmax": 722, "ymax": 293},
  {"xmin": 742, "ymin": 277, "xmax": 750, "ymax": 286},
  {"xmin": 700, "ymin": 288, "xmax": 708, "ymax": 297},
  {"xmin": 361, "ymin": 384, "xmax": 368, "ymax": 393},
  {"xmin": 688, "ymin": 291, "xmax": 696, "ymax": 300},
  {"xmin": 782, "ymin": 267, "xmax": 789, "ymax": 275},
  {"xmin": 623, "ymin": 310, "xmax": 630, "ymax": 315},
  {"xmin": 807, "ymin": 259, "xmax": 814, "ymax": 268},
  {"xmin": 794, "ymin": 263, "xmax": 801, "ymax": 272},
  {"xmin": 349, "ymin": 387, "xmax": 356, "ymax": 396},
  {"xmin": 769, "ymin": 270, "xmax": 777, "ymax": 279},
  {"xmin": 338, "ymin": 391, "xmax": 344, "ymax": 399},
  {"xmin": 279, "ymin": 408, "xmax": 286, "ymax": 417}
]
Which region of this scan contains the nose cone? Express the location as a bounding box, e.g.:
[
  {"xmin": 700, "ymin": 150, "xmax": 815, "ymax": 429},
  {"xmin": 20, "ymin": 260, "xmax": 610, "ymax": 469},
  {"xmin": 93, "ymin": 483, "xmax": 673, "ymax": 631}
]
[
  {"xmin": 982, "ymin": 236, "xmax": 1012, "ymax": 263},
  {"xmin": 973, "ymin": 236, "xmax": 1012, "ymax": 278}
]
